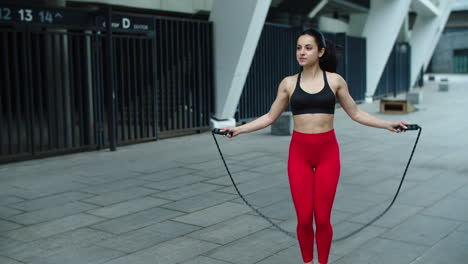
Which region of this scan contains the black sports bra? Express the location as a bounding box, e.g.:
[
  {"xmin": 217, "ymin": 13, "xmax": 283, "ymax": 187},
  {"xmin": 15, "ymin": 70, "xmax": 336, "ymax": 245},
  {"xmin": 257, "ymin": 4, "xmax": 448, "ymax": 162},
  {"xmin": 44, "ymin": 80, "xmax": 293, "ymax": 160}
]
[{"xmin": 290, "ymin": 71, "xmax": 336, "ymax": 115}]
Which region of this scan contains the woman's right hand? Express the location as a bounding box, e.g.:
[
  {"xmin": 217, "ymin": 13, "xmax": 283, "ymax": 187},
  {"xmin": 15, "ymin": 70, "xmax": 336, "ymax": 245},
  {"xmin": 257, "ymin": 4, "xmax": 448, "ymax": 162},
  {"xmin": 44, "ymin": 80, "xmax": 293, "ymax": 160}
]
[{"xmin": 220, "ymin": 126, "xmax": 240, "ymax": 138}]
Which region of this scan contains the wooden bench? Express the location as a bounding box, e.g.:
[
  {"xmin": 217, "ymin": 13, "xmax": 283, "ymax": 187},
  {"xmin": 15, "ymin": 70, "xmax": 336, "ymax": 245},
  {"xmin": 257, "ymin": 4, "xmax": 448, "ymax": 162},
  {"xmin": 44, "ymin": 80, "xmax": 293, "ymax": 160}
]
[{"xmin": 380, "ymin": 99, "xmax": 414, "ymax": 114}]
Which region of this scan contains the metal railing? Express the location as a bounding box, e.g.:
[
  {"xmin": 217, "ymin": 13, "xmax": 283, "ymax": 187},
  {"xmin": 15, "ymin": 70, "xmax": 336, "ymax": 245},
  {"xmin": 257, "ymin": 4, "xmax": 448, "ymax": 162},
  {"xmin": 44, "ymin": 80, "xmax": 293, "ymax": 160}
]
[
  {"xmin": 0, "ymin": 5, "xmax": 213, "ymax": 163},
  {"xmin": 155, "ymin": 17, "xmax": 214, "ymax": 136},
  {"xmin": 103, "ymin": 31, "xmax": 159, "ymax": 145},
  {"xmin": 237, "ymin": 24, "xmax": 301, "ymax": 121},
  {"xmin": 0, "ymin": 26, "xmax": 103, "ymax": 161},
  {"xmin": 453, "ymin": 55, "xmax": 468, "ymax": 73},
  {"xmin": 326, "ymin": 32, "xmax": 367, "ymax": 103}
]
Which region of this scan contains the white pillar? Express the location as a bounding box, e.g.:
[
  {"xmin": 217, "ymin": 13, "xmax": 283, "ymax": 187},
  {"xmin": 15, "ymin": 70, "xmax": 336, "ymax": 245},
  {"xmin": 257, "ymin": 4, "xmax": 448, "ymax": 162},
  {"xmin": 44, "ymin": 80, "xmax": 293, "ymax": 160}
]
[
  {"xmin": 410, "ymin": 0, "xmax": 453, "ymax": 87},
  {"xmin": 362, "ymin": 0, "xmax": 411, "ymax": 99},
  {"xmin": 209, "ymin": 0, "xmax": 271, "ymax": 127}
]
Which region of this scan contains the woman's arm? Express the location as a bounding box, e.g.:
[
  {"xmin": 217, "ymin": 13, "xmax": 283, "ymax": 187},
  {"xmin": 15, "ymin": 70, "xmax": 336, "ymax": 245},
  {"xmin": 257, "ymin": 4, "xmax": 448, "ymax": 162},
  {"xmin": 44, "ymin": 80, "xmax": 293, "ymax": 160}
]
[
  {"xmin": 221, "ymin": 77, "xmax": 291, "ymax": 137},
  {"xmin": 332, "ymin": 73, "xmax": 407, "ymax": 132}
]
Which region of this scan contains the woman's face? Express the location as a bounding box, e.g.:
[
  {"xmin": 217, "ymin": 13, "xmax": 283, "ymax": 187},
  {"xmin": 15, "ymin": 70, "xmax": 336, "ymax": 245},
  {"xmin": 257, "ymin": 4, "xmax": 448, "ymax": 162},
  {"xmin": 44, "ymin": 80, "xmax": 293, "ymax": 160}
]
[{"xmin": 296, "ymin": 34, "xmax": 324, "ymax": 67}]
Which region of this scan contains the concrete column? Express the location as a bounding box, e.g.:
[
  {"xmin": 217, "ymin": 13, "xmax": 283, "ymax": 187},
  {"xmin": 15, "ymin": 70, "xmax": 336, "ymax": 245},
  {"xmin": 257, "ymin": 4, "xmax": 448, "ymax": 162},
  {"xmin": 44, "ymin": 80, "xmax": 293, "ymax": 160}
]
[
  {"xmin": 410, "ymin": 0, "xmax": 453, "ymax": 87},
  {"xmin": 209, "ymin": 0, "xmax": 271, "ymax": 128},
  {"xmin": 361, "ymin": 0, "xmax": 411, "ymax": 100}
]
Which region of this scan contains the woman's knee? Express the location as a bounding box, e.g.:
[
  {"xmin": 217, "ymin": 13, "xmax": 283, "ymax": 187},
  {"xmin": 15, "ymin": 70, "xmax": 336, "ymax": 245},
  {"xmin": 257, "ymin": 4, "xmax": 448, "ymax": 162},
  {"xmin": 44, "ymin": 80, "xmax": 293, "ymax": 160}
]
[
  {"xmin": 314, "ymin": 216, "xmax": 331, "ymax": 231},
  {"xmin": 297, "ymin": 214, "xmax": 313, "ymax": 230}
]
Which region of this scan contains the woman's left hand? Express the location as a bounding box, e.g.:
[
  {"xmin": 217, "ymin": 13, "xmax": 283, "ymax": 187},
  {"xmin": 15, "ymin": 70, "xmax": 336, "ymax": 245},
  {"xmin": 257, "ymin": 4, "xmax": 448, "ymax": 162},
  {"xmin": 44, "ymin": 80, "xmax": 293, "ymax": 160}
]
[{"xmin": 388, "ymin": 121, "xmax": 409, "ymax": 133}]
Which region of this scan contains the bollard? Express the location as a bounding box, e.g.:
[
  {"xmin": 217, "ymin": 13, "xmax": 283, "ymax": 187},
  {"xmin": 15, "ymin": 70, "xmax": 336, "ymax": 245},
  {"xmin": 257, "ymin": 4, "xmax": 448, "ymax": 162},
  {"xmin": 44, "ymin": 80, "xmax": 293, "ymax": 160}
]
[
  {"xmin": 271, "ymin": 112, "xmax": 293, "ymax": 135},
  {"xmin": 439, "ymin": 78, "xmax": 449, "ymax": 92}
]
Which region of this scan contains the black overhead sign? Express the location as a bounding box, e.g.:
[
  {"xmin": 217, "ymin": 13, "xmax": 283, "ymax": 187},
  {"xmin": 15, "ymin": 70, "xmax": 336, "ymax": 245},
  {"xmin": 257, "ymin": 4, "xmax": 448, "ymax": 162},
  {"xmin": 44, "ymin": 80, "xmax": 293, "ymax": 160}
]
[
  {"xmin": 0, "ymin": 5, "xmax": 95, "ymax": 27},
  {"xmin": 96, "ymin": 13, "xmax": 154, "ymax": 32},
  {"xmin": 0, "ymin": 5, "xmax": 154, "ymax": 32}
]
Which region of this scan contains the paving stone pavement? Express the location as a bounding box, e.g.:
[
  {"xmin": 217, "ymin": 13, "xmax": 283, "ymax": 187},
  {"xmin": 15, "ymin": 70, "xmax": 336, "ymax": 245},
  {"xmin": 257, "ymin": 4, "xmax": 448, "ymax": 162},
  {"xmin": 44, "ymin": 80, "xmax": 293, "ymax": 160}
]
[{"xmin": 1, "ymin": 74, "xmax": 467, "ymax": 264}]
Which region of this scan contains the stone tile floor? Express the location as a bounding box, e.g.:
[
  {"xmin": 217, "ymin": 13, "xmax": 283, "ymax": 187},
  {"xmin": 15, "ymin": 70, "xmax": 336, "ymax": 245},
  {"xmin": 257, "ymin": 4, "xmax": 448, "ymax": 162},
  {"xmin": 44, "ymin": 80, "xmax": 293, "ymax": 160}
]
[{"xmin": 1, "ymin": 74, "xmax": 467, "ymax": 263}]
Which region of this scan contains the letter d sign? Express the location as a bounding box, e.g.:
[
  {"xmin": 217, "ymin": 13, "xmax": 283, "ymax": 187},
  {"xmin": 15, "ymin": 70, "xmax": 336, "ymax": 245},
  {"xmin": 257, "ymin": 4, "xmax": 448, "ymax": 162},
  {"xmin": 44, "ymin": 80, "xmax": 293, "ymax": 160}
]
[{"xmin": 123, "ymin": 18, "xmax": 131, "ymax": 29}]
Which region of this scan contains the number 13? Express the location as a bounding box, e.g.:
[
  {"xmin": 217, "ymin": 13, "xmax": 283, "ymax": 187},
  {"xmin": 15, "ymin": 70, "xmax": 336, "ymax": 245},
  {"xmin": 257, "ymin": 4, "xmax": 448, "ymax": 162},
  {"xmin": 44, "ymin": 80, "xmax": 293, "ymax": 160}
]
[{"xmin": 19, "ymin": 9, "xmax": 33, "ymax": 22}]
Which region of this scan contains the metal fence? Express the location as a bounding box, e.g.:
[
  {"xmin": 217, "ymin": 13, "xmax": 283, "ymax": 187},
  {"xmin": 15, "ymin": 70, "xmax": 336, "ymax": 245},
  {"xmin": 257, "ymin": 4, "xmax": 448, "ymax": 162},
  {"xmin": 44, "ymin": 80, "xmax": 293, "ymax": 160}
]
[
  {"xmin": 453, "ymin": 55, "xmax": 468, "ymax": 73},
  {"xmin": 107, "ymin": 30, "xmax": 158, "ymax": 146},
  {"xmin": 326, "ymin": 32, "xmax": 367, "ymax": 103},
  {"xmin": 0, "ymin": 5, "xmax": 213, "ymax": 163},
  {"xmin": 0, "ymin": 15, "xmax": 105, "ymax": 161},
  {"xmin": 374, "ymin": 42, "xmax": 411, "ymax": 98},
  {"xmin": 155, "ymin": 18, "xmax": 214, "ymax": 137},
  {"xmin": 237, "ymin": 25, "xmax": 367, "ymax": 121},
  {"xmin": 237, "ymin": 24, "xmax": 301, "ymax": 121}
]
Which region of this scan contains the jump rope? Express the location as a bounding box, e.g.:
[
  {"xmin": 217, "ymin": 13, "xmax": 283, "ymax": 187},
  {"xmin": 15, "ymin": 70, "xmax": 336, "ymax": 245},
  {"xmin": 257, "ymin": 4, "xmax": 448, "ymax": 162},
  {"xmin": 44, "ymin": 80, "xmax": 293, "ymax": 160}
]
[{"xmin": 212, "ymin": 124, "xmax": 421, "ymax": 242}]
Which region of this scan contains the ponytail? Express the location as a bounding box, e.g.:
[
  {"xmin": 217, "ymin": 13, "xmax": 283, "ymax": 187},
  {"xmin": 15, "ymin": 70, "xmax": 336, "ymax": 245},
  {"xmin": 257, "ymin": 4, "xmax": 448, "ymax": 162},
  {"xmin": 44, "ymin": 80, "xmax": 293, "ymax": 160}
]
[{"xmin": 319, "ymin": 39, "xmax": 338, "ymax": 73}]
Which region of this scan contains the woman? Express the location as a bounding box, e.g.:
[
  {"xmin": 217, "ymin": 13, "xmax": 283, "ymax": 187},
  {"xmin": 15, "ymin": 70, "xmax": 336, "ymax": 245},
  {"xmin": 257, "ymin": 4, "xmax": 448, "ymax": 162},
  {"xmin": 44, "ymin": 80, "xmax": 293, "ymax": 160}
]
[{"xmin": 220, "ymin": 29, "xmax": 408, "ymax": 264}]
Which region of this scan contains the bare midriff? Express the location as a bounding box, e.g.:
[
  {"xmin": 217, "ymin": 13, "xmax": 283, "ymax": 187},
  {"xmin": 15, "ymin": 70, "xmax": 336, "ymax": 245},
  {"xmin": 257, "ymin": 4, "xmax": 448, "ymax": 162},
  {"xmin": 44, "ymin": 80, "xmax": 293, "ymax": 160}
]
[{"xmin": 293, "ymin": 113, "xmax": 334, "ymax": 134}]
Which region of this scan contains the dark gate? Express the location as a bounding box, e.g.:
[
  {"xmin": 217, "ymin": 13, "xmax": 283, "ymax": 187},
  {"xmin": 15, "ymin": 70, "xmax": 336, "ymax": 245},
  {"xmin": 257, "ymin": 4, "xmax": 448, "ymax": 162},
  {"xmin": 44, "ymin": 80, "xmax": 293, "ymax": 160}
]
[
  {"xmin": 237, "ymin": 24, "xmax": 301, "ymax": 121},
  {"xmin": 0, "ymin": 5, "xmax": 158, "ymax": 162},
  {"xmin": 100, "ymin": 12, "xmax": 159, "ymax": 147},
  {"xmin": 330, "ymin": 33, "xmax": 366, "ymax": 103},
  {"xmin": 155, "ymin": 17, "xmax": 214, "ymax": 137}
]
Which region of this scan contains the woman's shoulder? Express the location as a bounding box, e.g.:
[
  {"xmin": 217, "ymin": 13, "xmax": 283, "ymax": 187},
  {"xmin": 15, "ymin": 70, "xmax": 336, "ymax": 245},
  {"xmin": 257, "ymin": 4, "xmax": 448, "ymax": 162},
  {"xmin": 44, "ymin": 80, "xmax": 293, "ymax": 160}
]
[
  {"xmin": 324, "ymin": 71, "xmax": 344, "ymax": 81},
  {"xmin": 324, "ymin": 71, "xmax": 346, "ymax": 88},
  {"xmin": 281, "ymin": 74, "xmax": 299, "ymax": 88},
  {"xmin": 278, "ymin": 74, "xmax": 299, "ymax": 94}
]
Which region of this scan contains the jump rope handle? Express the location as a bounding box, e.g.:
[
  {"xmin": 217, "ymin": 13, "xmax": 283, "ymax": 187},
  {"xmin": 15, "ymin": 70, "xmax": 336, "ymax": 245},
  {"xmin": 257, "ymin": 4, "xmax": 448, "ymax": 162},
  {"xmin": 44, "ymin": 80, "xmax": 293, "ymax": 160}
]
[
  {"xmin": 396, "ymin": 124, "xmax": 420, "ymax": 131},
  {"xmin": 212, "ymin": 128, "xmax": 234, "ymax": 136}
]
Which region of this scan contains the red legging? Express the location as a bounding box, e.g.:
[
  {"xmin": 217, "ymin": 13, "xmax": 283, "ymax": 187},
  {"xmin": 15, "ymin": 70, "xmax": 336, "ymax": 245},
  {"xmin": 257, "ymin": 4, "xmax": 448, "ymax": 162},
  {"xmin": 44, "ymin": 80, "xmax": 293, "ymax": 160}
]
[{"xmin": 288, "ymin": 129, "xmax": 340, "ymax": 264}]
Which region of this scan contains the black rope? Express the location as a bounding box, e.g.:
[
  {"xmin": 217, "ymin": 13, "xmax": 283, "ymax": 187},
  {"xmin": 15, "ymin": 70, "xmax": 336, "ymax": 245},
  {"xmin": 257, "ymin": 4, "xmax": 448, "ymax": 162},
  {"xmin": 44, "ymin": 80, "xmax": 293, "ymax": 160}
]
[
  {"xmin": 211, "ymin": 132, "xmax": 297, "ymax": 238},
  {"xmin": 211, "ymin": 127, "xmax": 422, "ymax": 242},
  {"xmin": 333, "ymin": 126, "xmax": 422, "ymax": 241}
]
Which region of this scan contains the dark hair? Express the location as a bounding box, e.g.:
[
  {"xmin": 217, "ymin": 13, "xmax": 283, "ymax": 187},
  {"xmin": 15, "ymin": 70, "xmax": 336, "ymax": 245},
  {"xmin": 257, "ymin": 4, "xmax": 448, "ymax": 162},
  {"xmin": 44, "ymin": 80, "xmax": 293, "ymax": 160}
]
[{"xmin": 298, "ymin": 29, "xmax": 338, "ymax": 73}]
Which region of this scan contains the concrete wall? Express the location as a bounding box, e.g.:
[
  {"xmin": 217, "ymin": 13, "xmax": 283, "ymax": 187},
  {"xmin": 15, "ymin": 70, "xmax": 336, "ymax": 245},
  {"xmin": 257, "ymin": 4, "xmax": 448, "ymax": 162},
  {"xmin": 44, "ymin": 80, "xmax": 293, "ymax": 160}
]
[
  {"xmin": 318, "ymin": 16, "xmax": 349, "ymax": 33},
  {"xmin": 70, "ymin": 0, "xmax": 213, "ymax": 13},
  {"xmin": 430, "ymin": 30, "xmax": 468, "ymax": 73},
  {"xmin": 410, "ymin": 0, "xmax": 453, "ymax": 86},
  {"xmin": 445, "ymin": 11, "xmax": 468, "ymax": 28},
  {"xmin": 347, "ymin": 13, "xmax": 367, "ymax": 37}
]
